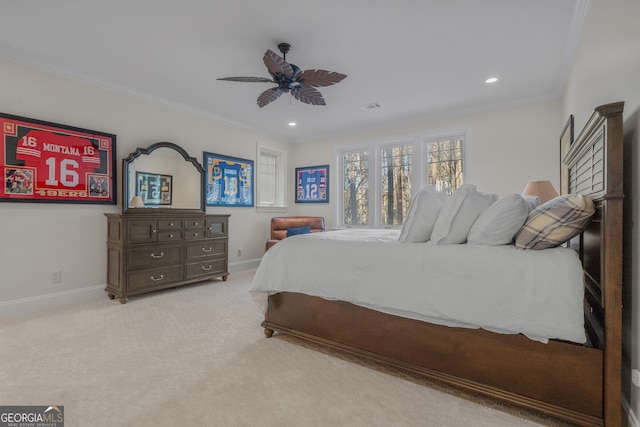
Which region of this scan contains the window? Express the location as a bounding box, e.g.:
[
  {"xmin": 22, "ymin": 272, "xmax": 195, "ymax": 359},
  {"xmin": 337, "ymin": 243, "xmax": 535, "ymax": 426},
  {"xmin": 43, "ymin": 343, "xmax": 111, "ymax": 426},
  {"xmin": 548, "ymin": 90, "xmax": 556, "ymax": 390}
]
[
  {"xmin": 380, "ymin": 144, "xmax": 412, "ymax": 225},
  {"xmin": 337, "ymin": 126, "xmax": 468, "ymax": 227},
  {"xmin": 259, "ymin": 152, "xmax": 276, "ymax": 206},
  {"xmin": 426, "ymin": 137, "xmax": 463, "ymax": 194},
  {"xmin": 342, "ymin": 150, "xmax": 369, "ymax": 226},
  {"xmin": 256, "ymin": 144, "xmax": 287, "ymax": 211}
]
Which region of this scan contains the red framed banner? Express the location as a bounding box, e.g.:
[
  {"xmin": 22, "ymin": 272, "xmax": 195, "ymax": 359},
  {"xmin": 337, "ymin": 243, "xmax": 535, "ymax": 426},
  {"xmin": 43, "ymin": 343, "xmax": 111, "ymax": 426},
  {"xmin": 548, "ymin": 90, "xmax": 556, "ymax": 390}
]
[{"xmin": 1, "ymin": 113, "xmax": 116, "ymax": 204}]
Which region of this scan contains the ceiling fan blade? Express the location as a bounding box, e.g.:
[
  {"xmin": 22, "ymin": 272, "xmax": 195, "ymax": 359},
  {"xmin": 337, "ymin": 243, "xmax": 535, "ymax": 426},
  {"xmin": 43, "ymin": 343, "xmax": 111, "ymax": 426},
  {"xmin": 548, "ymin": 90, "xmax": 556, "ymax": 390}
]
[
  {"xmin": 263, "ymin": 50, "xmax": 293, "ymax": 78},
  {"xmin": 217, "ymin": 76, "xmax": 274, "ymax": 83},
  {"xmin": 257, "ymin": 87, "xmax": 285, "ymax": 108},
  {"xmin": 297, "ymin": 69, "xmax": 347, "ymax": 87},
  {"xmin": 292, "ymin": 86, "xmax": 326, "ymax": 106}
]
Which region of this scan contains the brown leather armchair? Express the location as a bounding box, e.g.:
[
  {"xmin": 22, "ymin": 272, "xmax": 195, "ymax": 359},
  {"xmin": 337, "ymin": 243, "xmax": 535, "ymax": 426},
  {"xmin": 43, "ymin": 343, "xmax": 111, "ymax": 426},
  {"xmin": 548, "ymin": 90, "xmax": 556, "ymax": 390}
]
[{"xmin": 266, "ymin": 216, "xmax": 325, "ymax": 251}]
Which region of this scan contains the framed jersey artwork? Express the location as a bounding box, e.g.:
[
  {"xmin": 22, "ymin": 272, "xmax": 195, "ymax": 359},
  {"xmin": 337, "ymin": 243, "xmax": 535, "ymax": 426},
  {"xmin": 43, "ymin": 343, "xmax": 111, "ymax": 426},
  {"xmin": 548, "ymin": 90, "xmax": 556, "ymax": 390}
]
[
  {"xmin": 0, "ymin": 113, "xmax": 116, "ymax": 204},
  {"xmin": 295, "ymin": 165, "xmax": 329, "ymax": 203},
  {"xmin": 204, "ymin": 151, "xmax": 253, "ymax": 207},
  {"xmin": 136, "ymin": 171, "xmax": 172, "ymax": 206}
]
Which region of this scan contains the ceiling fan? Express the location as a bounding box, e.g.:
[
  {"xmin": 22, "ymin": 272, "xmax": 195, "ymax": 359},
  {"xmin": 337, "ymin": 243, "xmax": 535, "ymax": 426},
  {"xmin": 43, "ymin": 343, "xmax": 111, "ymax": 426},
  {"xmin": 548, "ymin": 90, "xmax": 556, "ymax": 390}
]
[{"xmin": 218, "ymin": 43, "xmax": 347, "ymax": 108}]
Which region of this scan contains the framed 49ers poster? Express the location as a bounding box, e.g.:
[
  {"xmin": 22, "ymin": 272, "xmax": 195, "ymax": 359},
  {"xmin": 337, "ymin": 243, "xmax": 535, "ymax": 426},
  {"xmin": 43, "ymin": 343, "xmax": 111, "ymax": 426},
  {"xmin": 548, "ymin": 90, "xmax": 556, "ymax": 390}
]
[
  {"xmin": 295, "ymin": 165, "xmax": 329, "ymax": 203},
  {"xmin": 0, "ymin": 113, "xmax": 116, "ymax": 204}
]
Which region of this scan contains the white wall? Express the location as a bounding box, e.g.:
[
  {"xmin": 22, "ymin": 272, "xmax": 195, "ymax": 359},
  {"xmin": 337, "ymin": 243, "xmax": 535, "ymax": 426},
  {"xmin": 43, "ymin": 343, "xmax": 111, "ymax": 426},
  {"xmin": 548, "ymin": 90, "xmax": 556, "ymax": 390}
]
[
  {"xmin": 292, "ymin": 100, "xmax": 562, "ymax": 229},
  {"xmin": 562, "ymin": 0, "xmax": 640, "ymax": 422},
  {"xmin": 0, "ymin": 58, "xmax": 290, "ymax": 315}
]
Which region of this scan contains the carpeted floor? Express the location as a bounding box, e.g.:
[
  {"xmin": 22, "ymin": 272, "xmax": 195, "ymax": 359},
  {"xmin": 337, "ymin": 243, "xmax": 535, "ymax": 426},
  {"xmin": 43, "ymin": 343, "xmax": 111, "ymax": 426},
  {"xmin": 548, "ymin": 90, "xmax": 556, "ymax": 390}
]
[{"xmin": 0, "ymin": 269, "xmax": 573, "ymax": 426}]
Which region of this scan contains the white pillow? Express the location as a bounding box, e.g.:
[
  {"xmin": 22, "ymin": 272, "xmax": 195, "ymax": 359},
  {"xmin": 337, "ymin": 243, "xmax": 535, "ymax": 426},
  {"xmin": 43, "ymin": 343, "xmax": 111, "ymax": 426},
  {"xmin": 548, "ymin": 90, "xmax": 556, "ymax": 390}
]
[
  {"xmin": 398, "ymin": 187, "xmax": 446, "ymax": 243},
  {"xmin": 467, "ymin": 193, "xmax": 528, "ymax": 246},
  {"xmin": 430, "ymin": 184, "xmax": 498, "ymax": 245},
  {"xmin": 522, "ymin": 195, "xmax": 540, "ymax": 213}
]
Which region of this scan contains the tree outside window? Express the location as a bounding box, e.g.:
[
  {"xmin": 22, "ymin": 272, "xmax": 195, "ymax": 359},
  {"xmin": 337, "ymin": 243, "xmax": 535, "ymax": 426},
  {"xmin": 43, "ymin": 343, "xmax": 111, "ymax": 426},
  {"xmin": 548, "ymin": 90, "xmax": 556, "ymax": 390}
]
[
  {"xmin": 426, "ymin": 137, "xmax": 463, "ymax": 194},
  {"xmin": 342, "ymin": 151, "xmax": 369, "ymax": 225},
  {"xmin": 380, "ymin": 145, "xmax": 412, "ymax": 225}
]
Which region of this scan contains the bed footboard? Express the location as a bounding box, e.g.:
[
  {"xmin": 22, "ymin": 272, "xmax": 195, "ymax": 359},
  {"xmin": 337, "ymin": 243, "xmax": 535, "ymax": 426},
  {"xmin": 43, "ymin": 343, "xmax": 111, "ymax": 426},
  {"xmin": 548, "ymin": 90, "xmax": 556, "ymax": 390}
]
[{"xmin": 264, "ymin": 291, "xmax": 603, "ymax": 426}]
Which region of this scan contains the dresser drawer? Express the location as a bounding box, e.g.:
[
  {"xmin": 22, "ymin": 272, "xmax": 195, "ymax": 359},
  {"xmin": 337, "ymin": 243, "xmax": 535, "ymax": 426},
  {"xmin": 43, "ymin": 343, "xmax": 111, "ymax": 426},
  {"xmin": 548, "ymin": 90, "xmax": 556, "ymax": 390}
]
[
  {"xmin": 128, "ymin": 266, "xmax": 183, "ymax": 291},
  {"xmin": 127, "ymin": 245, "xmax": 182, "ymax": 268},
  {"xmin": 158, "ymin": 230, "xmax": 182, "ymax": 242},
  {"xmin": 158, "ymin": 219, "xmax": 183, "ymax": 229},
  {"xmin": 186, "ymin": 240, "xmax": 227, "ymax": 259},
  {"xmin": 184, "ymin": 218, "xmax": 206, "ymax": 229},
  {"xmin": 184, "ymin": 228, "xmax": 207, "ymax": 240},
  {"xmin": 186, "ymin": 259, "xmax": 227, "ymax": 279}
]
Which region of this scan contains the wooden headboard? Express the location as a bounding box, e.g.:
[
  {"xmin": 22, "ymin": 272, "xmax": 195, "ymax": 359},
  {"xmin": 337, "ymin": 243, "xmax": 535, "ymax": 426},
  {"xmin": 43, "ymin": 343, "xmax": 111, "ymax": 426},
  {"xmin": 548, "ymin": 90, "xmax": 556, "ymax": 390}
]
[{"xmin": 562, "ymin": 101, "xmax": 624, "ymax": 424}]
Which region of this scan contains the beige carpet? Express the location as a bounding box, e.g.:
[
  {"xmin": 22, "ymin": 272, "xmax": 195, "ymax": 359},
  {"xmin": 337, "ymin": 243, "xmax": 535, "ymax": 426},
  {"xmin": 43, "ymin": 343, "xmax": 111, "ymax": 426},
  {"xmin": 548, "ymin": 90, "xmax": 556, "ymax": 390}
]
[{"xmin": 0, "ymin": 269, "xmax": 571, "ymax": 426}]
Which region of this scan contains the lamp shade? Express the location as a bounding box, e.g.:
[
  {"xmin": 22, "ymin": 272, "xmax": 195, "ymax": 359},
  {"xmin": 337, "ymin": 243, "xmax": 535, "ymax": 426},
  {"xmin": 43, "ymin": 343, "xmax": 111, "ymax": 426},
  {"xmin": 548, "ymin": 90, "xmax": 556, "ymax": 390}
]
[
  {"xmin": 522, "ymin": 180, "xmax": 559, "ymax": 204},
  {"xmin": 129, "ymin": 196, "xmax": 144, "ymax": 207}
]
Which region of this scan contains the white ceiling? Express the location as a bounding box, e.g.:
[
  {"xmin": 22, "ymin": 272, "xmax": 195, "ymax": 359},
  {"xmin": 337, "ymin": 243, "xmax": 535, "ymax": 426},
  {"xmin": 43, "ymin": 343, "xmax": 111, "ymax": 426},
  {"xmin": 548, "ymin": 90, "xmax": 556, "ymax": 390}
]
[{"xmin": 0, "ymin": 0, "xmax": 586, "ymax": 144}]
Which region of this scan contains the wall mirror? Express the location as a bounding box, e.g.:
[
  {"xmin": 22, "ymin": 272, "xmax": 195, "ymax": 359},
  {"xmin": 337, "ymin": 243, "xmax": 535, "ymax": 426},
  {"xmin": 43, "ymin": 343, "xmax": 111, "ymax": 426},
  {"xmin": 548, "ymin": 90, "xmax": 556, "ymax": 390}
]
[{"xmin": 122, "ymin": 141, "xmax": 205, "ymax": 213}]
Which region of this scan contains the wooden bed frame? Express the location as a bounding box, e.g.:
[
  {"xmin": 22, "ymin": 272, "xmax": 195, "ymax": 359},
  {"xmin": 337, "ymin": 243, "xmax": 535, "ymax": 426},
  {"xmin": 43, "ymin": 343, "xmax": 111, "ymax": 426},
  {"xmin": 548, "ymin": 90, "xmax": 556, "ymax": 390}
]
[{"xmin": 261, "ymin": 102, "xmax": 625, "ymax": 427}]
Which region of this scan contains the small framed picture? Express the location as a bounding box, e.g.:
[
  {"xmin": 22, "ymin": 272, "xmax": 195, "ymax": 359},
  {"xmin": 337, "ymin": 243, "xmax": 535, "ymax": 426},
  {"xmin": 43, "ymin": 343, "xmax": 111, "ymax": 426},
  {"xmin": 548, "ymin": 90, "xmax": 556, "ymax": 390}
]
[
  {"xmin": 295, "ymin": 165, "xmax": 329, "ymax": 203},
  {"xmin": 136, "ymin": 171, "xmax": 172, "ymax": 206},
  {"xmin": 204, "ymin": 152, "xmax": 254, "ymax": 207}
]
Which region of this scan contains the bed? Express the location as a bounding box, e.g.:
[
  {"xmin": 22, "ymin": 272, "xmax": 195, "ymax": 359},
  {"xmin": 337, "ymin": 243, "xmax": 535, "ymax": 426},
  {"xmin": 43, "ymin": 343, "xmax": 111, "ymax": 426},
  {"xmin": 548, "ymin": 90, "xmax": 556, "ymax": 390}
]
[{"xmin": 251, "ymin": 102, "xmax": 625, "ymax": 426}]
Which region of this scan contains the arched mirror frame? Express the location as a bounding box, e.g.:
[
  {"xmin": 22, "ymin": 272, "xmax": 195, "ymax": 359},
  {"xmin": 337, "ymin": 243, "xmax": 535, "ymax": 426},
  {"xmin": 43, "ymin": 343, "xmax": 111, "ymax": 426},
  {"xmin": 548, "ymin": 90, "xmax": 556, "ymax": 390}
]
[{"xmin": 122, "ymin": 141, "xmax": 206, "ymax": 213}]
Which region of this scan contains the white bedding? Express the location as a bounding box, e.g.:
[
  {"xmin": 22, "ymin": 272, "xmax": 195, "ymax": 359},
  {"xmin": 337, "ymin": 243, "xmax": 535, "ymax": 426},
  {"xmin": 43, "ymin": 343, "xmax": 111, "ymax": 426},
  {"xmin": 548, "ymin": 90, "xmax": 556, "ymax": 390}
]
[{"xmin": 250, "ymin": 229, "xmax": 586, "ymax": 344}]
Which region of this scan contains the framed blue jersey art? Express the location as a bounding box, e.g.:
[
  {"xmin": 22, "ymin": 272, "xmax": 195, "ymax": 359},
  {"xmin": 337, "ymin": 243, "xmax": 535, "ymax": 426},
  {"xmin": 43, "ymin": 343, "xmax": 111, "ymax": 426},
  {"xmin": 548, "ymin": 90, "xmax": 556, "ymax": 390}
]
[
  {"xmin": 295, "ymin": 164, "xmax": 329, "ymax": 203},
  {"xmin": 204, "ymin": 152, "xmax": 253, "ymax": 207}
]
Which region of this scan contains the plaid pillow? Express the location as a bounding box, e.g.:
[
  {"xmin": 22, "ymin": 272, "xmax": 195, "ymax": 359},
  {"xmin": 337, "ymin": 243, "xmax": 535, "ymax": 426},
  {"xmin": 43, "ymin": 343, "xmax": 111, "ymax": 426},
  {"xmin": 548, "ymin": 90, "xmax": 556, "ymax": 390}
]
[{"xmin": 515, "ymin": 194, "xmax": 595, "ymax": 250}]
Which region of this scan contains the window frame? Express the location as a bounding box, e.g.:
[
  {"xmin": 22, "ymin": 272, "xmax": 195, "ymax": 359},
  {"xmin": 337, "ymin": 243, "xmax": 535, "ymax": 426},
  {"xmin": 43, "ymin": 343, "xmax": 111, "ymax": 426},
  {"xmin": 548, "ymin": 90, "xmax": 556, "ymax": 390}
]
[
  {"xmin": 256, "ymin": 143, "xmax": 288, "ymax": 213},
  {"xmin": 336, "ymin": 125, "xmax": 471, "ymax": 228},
  {"xmin": 338, "ymin": 144, "xmax": 371, "ymax": 227}
]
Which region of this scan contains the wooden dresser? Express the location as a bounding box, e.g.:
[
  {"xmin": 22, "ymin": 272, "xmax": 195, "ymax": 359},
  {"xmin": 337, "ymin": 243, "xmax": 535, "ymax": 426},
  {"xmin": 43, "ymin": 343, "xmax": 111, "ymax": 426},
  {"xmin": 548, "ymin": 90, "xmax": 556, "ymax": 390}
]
[{"xmin": 104, "ymin": 210, "xmax": 229, "ymax": 303}]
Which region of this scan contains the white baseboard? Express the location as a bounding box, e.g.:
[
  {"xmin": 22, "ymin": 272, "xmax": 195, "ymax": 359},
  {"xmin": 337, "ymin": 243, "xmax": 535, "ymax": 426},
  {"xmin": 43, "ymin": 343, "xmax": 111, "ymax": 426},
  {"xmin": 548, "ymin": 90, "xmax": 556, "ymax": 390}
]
[
  {"xmin": 0, "ymin": 285, "xmax": 105, "ymax": 321},
  {"xmin": 0, "ymin": 259, "xmax": 261, "ymax": 321},
  {"xmin": 229, "ymin": 257, "xmax": 261, "ymax": 272},
  {"xmin": 624, "ymin": 397, "xmax": 640, "ymax": 427}
]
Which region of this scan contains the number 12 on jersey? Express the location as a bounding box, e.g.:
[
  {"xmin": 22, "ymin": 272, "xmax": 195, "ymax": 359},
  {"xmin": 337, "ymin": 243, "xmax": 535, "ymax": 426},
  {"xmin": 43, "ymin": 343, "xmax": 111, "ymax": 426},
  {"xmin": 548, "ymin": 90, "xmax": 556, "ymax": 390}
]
[{"xmin": 295, "ymin": 165, "xmax": 329, "ymax": 203}]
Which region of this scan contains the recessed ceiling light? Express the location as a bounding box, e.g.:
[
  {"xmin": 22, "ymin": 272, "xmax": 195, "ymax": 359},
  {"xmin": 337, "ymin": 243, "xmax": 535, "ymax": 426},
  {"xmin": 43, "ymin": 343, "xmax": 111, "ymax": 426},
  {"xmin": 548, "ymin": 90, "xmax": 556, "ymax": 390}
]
[
  {"xmin": 360, "ymin": 102, "xmax": 381, "ymax": 111},
  {"xmin": 485, "ymin": 77, "xmax": 498, "ymax": 84},
  {"xmin": 288, "ymin": 122, "xmax": 297, "ymax": 127}
]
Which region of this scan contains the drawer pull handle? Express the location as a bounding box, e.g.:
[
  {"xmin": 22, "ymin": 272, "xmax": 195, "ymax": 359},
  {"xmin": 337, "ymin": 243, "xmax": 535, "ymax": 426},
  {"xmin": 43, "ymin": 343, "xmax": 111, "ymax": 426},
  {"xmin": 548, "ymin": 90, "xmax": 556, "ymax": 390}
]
[
  {"xmin": 150, "ymin": 252, "xmax": 164, "ymax": 259},
  {"xmin": 202, "ymin": 247, "xmax": 213, "ymax": 253},
  {"xmin": 193, "ymin": 233, "xmax": 199, "ymax": 237},
  {"xmin": 169, "ymin": 222, "xmax": 174, "ymax": 226},
  {"xmin": 168, "ymin": 234, "xmax": 174, "ymax": 238},
  {"xmin": 193, "ymin": 221, "xmax": 199, "ymax": 226},
  {"xmin": 152, "ymin": 229, "xmax": 157, "ymax": 233},
  {"xmin": 202, "ymin": 265, "xmax": 213, "ymax": 271},
  {"xmin": 150, "ymin": 275, "xmax": 164, "ymax": 282}
]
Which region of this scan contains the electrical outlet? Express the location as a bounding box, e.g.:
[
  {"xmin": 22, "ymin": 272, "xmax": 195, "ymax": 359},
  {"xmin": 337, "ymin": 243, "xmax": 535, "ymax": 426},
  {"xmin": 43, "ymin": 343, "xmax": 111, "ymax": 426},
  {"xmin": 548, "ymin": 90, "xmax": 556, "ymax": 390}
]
[
  {"xmin": 51, "ymin": 271, "xmax": 62, "ymax": 284},
  {"xmin": 237, "ymin": 248, "xmax": 242, "ymax": 257},
  {"xmin": 632, "ymin": 369, "xmax": 640, "ymax": 387}
]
